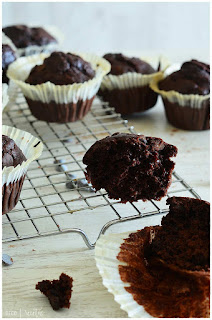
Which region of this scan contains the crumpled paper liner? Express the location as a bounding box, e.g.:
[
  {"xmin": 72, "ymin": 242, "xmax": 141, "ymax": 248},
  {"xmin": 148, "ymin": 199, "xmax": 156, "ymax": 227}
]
[
  {"xmin": 2, "ymin": 125, "xmax": 43, "ymax": 214},
  {"xmin": 7, "ymin": 52, "xmax": 111, "ymax": 122},
  {"xmin": 95, "ymin": 229, "xmax": 210, "ymax": 318},
  {"xmin": 95, "ymin": 232, "xmax": 152, "ymax": 318}
]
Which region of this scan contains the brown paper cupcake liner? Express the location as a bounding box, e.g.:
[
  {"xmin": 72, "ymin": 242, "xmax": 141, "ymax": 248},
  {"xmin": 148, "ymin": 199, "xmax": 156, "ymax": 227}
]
[
  {"xmin": 2, "ymin": 175, "xmax": 26, "ymax": 215},
  {"xmin": 163, "ymin": 98, "xmax": 210, "ymax": 131},
  {"xmin": 26, "ymin": 96, "xmax": 95, "ymax": 123},
  {"xmin": 99, "ymin": 85, "xmax": 158, "ymax": 115}
]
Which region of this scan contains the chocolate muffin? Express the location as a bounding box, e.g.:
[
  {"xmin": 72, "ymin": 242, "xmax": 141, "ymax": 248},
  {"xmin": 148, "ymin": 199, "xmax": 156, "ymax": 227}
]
[
  {"xmin": 2, "ymin": 135, "xmax": 26, "ymax": 168},
  {"xmin": 2, "ymin": 135, "xmax": 26, "ymax": 215},
  {"xmin": 26, "ymin": 51, "xmax": 95, "ymax": 85},
  {"xmin": 36, "ymin": 273, "xmax": 73, "ymax": 310},
  {"xmin": 2, "ymin": 44, "xmax": 16, "ymax": 84},
  {"xmin": 151, "ymin": 59, "xmax": 210, "ymax": 130},
  {"xmin": 159, "ymin": 60, "xmax": 210, "ymax": 95},
  {"xmin": 22, "ymin": 51, "xmax": 97, "ymax": 122},
  {"xmin": 104, "ymin": 53, "xmax": 155, "ymax": 76},
  {"xmin": 117, "ymin": 197, "xmax": 210, "ymax": 317},
  {"xmin": 3, "ymin": 25, "xmax": 57, "ymax": 49},
  {"xmin": 98, "ymin": 53, "xmax": 158, "ymax": 115},
  {"xmin": 83, "ymin": 133, "xmax": 177, "ymax": 203}
]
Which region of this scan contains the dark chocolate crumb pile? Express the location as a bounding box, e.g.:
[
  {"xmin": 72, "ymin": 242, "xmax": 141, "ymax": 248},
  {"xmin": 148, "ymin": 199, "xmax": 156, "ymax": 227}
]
[
  {"xmin": 83, "ymin": 132, "xmax": 177, "ymax": 203},
  {"xmin": 36, "ymin": 273, "xmax": 73, "ymax": 311}
]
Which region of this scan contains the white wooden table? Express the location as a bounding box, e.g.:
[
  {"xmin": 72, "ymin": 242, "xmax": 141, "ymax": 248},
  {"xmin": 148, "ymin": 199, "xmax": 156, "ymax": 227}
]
[{"xmin": 2, "ymin": 96, "xmax": 209, "ymax": 318}]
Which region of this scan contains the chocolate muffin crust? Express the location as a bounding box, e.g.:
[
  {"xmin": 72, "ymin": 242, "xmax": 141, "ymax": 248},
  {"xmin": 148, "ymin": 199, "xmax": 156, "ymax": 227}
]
[
  {"xmin": 2, "ymin": 135, "xmax": 26, "ymax": 169},
  {"xmin": 26, "ymin": 51, "xmax": 96, "ymax": 85},
  {"xmin": 3, "ymin": 25, "xmax": 57, "ymax": 48},
  {"xmin": 159, "ymin": 60, "xmax": 210, "ymax": 95},
  {"xmin": 103, "ymin": 53, "xmax": 155, "ymax": 76},
  {"xmin": 2, "ymin": 44, "xmax": 16, "ymax": 83}
]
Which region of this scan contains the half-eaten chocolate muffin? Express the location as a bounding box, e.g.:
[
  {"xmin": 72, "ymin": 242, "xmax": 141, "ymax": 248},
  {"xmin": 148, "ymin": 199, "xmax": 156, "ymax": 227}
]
[
  {"xmin": 36, "ymin": 273, "xmax": 73, "ymax": 311},
  {"xmin": 83, "ymin": 132, "xmax": 177, "ymax": 202}
]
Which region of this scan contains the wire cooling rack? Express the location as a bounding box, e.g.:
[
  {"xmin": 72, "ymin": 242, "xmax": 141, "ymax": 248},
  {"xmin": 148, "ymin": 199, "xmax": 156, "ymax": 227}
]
[{"xmin": 2, "ymin": 90, "xmax": 200, "ymax": 249}]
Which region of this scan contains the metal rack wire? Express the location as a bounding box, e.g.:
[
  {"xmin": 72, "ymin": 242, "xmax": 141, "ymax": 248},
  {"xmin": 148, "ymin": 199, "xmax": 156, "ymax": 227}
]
[{"xmin": 2, "ymin": 90, "xmax": 200, "ymax": 249}]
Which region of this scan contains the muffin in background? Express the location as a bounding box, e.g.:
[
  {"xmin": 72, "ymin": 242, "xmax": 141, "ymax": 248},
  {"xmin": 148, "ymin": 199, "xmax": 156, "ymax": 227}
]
[
  {"xmin": 2, "ymin": 126, "xmax": 43, "ymax": 215},
  {"xmin": 2, "ymin": 44, "xmax": 16, "ymax": 84},
  {"xmin": 98, "ymin": 53, "xmax": 159, "ymax": 115},
  {"xmin": 150, "ymin": 60, "xmax": 210, "ymax": 130},
  {"xmin": 7, "ymin": 51, "xmax": 111, "ymax": 123},
  {"xmin": 3, "ymin": 25, "xmax": 62, "ymax": 56}
]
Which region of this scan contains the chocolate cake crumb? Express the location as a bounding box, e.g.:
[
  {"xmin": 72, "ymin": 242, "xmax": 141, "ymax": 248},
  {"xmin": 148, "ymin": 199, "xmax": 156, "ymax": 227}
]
[
  {"xmin": 36, "ymin": 273, "xmax": 73, "ymax": 311},
  {"xmin": 83, "ymin": 133, "xmax": 177, "ymax": 202}
]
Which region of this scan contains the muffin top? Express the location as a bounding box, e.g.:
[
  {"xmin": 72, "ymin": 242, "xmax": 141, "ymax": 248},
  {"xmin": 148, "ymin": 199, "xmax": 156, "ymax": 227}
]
[
  {"xmin": 3, "ymin": 25, "xmax": 57, "ymax": 48},
  {"xmin": 2, "ymin": 135, "xmax": 26, "ymax": 169},
  {"xmin": 103, "ymin": 53, "xmax": 155, "ymax": 76},
  {"xmin": 2, "ymin": 44, "xmax": 16, "ymax": 83},
  {"xmin": 149, "ymin": 197, "xmax": 210, "ymax": 272},
  {"xmin": 26, "ymin": 51, "xmax": 96, "ymax": 85},
  {"xmin": 159, "ymin": 60, "xmax": 210, "ymax": 95}
]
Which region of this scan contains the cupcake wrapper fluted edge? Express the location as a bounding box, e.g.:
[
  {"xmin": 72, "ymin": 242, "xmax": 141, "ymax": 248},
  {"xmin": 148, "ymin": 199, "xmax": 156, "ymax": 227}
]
[
  {"xmin": 7, "ymin": 52, "xmax": 111, "ymax": 122},
  {"xmin": 2, "ymin": 125, "xmax": 43, "ymax": 214}
]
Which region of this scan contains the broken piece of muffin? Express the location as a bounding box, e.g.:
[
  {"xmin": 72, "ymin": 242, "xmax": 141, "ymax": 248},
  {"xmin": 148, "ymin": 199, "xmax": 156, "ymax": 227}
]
[
  {"xmin": 83, "ymin": 132, "xmax": 177, "ymax": 202},
  {"xmin": 118, "ymin": 197, "xmax": 210, "ymax": 318},
  {"xmin": 36, "ymin": 273, "xmax": 73, "ymax": 311}
]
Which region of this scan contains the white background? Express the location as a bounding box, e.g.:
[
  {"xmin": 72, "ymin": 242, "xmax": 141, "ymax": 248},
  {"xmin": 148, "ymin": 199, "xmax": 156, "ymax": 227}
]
[{"xmin": 2, "ymin": 2, "xmax": 210, "ymax": 63}]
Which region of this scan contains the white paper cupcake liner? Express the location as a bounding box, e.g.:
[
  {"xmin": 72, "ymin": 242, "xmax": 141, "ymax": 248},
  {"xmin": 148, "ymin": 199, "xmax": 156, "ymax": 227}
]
[
  {"xmin": 150, "ymin": 68, "xmax": 210, "ymax": 109},
  {"xmin": 2, "ymin": 84, "xmax": 9, "ymax": 112},
  {"xmin": 100, "ymin": 70, "xmax": 162, "ymax": 92},
  {"xmin": 7, "ymin": 52, "xmax": 111, "ymax": 104},
  {"xmin": 95, "ymin": 232, "xmax": 152, "ymax": 318},
  {"xmin": 2, "ymin": 125, "xmax": 43, "ymax": 186}
]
